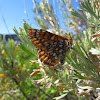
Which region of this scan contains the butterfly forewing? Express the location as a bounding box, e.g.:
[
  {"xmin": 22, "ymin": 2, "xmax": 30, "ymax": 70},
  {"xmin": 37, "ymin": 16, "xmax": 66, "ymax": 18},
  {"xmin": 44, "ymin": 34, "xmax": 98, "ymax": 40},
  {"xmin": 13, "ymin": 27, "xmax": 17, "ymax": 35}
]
[{"xmin": 29, "ymin": 29, "xmax": 72, "ymax": 66}]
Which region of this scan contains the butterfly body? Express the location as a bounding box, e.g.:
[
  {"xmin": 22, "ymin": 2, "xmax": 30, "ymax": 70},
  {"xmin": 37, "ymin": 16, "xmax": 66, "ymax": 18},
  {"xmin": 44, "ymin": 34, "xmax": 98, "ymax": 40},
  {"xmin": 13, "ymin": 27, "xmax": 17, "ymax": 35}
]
[{"xmin": 29, "ymin": 29, "xmax": 72, "ymax": 66}]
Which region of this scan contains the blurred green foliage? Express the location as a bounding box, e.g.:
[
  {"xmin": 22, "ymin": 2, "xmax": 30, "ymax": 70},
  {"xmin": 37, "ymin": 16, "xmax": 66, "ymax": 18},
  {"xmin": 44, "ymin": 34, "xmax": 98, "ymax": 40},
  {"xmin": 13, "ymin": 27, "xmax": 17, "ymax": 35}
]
[{"xmin": 0, "ymin": 39, "xmax": 57, "ymax": 99}]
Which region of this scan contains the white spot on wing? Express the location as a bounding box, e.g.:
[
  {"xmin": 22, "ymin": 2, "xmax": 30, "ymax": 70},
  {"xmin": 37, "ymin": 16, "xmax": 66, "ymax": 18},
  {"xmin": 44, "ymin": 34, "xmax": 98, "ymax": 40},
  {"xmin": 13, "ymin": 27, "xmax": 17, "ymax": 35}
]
[
  {"xmin": 59, "ymin": 44, "xmax": 63, "ymax": 47},
  {"xmin": 59, "ymin": 49, "xmax": 63, "ymax": 53},
  {"xmin": 53, "ymin": 53, "xmax": 56, "ymax": 56},
  {"xmin": 55, "ymin": 48, "xmax": 58, "ymax": 51}
]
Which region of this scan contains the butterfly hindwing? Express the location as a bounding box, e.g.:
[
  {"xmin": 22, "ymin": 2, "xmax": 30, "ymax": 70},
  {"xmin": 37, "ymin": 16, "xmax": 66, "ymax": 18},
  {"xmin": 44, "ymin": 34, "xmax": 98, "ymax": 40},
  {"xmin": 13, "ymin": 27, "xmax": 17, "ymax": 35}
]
[
  {"xmin": 38, "ymin": 40, "xmax": 68, "ymax": 66},
  {"xmin": 38, "ymin": 48, "xmax": 59, "ymax": 66}
]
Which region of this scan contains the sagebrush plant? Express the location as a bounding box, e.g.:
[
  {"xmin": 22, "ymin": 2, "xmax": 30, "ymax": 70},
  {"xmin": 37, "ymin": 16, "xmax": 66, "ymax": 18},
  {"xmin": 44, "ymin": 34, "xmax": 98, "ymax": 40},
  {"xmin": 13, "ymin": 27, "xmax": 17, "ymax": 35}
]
[
  {"xmin": 0, "ymin": 39, "xmax": 35, "ymax": 99},
  {"xmin": 0, "ymin": 39, "xmax": 57, "ymax": 99},
  {"xmin": 14, "ymin": 0, "xmax": 100, "ymax": 99}
]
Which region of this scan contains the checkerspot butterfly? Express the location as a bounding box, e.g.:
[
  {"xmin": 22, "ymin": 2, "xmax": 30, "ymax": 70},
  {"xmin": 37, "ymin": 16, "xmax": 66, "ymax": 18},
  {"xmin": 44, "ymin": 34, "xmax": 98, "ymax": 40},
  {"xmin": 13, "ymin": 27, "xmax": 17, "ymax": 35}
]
[{"xmin": 29, "ymin": 29, "xmax": 72, "ymax": 66}]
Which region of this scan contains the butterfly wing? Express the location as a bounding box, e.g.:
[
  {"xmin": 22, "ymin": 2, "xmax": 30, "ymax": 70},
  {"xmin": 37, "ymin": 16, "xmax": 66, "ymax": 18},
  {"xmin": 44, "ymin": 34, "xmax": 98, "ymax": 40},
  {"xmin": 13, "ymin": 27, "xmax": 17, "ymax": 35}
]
[
  {"xmin": 38, "ymin": 40, "xmax": 69, "ymax": 66},
  {"xmin": 29, "ymin": 29, "xmax": 67, "ymax": 49},
  {"xmin": 38, "ymin": 48, "xmax": 59, "ymax": 66},
  {"xmin": 29, "ymin": 29, "xmax": 70, "ymax": 66}
]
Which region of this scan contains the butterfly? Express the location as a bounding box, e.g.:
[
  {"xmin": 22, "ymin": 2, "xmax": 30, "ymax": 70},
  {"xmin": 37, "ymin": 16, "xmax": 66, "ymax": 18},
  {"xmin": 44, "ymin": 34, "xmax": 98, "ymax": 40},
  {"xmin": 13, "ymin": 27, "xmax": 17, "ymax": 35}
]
[{"xmin": 29, "ymin": 29, "xmax": 72, "ymax": 66}]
